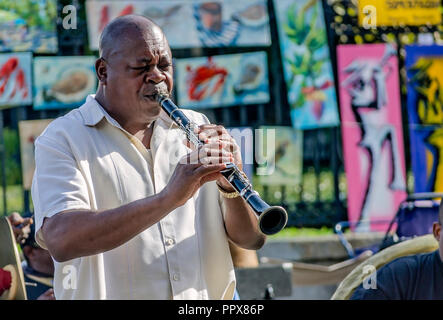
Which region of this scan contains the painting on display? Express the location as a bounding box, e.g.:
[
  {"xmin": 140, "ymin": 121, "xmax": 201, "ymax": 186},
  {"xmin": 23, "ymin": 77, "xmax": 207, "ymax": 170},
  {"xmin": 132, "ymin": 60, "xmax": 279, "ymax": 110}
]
[
  {"xmin": 337, "ymin": 43, "xmax": 407, "ymax": 232},
  {"xmin": 0, "ymin": 52, "xmax": 32, "ymax": 108},
  {"xmin": 405, "ymin": 45, "xmax": 443, "ymax": 126},
  {"xmin": 273, "ymin": 0, "xmax": 339, "ymax": 129},
  {"xmin": 86, "ymin": 0, "xmax": 270, "ymax": 50},
  {"xmin": 19, "ymin": 119, "xmax": 53, "ymax": 190},
  {"xmin": 405, "ymin": 45, "xmax": 443, "ymax": 193},
  {"xmin": 227, "ymin": 127, "xmax": 253, "ymax": 181},
  {"xmin": 408, "ymin": 125, "xmax": 443, "ymax": 194},
  {"xmin": 256, "ymin": 126, "xmax": 303, "ymax": 186},
  {"xmin": 175, "ymin": 51, "xmax": 269, "ymax": 109},
  {"xmin": 33, "ymin": 56, "xmax": 97, "ymax": 110},
  {"xmin": 357, "ymin": 0, "xmax": 441, "ymax": 28},
  {"xmin": 0, "ymin": 0, "xmax": 57, "ymax": 53}
]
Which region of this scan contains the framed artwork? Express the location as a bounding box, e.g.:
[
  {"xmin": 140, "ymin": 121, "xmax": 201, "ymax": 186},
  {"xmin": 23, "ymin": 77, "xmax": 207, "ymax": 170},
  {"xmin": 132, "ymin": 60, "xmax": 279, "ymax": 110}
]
[
  {"xmin": 86, "ymin": 0, "xmax": 270, "ymax": 50},
  {"xmin": 175, "ymin": 51, "xmax": 269, "ymax": 109},
  {"xmin": 0, "ymin": 52, "xmax": 32, "ymax": 108},
  {"xmin": 405, "ymin": 45, "xmax": 443, "ymax": 193},
  {"xmin": 33, "ymin": 56, "xmax": 97, "ymax": 110},
  {"xmin": 0, "ymin": 0, "xmax": 57, "ymax": 53},
  {"xmin": 227, "ymin": 127, "xmax": 253, "ymax": 181},
  {"xmin": 18, "ymin": 119, "xmax": 53, "ymax": 190},
  {"xmin": 337, "ymin": 43, "xmax": 407, "ymax": 231},
  {"xmin": 256, "ymin": 126, "xmax": 303, "ymax": 187},
  {"xmin": 273, "ymin": 0, "xmax": 339, "ymax": 129}
]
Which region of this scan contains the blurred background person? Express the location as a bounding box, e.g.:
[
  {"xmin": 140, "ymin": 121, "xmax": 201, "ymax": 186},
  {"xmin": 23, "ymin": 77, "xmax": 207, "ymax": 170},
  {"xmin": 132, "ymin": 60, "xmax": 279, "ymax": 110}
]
[
  {"xmin": 7, "ymin": 211, "xmax": 54, "ymax": 300},
  {"xmin": 7, "ymin": 211, "xmax": 32, "ymax": 245}
]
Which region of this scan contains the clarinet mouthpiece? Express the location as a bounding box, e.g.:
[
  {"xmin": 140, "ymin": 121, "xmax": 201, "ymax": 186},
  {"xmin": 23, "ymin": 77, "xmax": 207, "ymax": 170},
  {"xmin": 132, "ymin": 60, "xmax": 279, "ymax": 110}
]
[{"xmin": 154, "ymin": 86, "xmax": 170, "ymax": 103}]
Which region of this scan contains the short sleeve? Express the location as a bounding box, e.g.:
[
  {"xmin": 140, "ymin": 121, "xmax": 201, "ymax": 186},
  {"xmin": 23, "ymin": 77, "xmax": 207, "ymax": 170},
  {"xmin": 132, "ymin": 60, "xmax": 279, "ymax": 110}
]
[{"xmin": 32, "ymin": 134, "xmax": 91, "ymax": 249}]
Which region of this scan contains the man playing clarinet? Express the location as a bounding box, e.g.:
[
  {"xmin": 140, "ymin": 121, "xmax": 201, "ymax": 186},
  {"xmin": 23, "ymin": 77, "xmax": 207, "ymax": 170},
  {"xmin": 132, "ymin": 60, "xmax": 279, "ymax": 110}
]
[{"xmin": 31, "ymin": 14, "xmax": 265, "ymax": 300}]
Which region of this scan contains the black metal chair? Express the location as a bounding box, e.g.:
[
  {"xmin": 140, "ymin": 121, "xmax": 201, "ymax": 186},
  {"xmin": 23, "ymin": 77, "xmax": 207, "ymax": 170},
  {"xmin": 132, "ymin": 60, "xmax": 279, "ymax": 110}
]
[{"xmin": 334, "ymin": 192, "xmax": 443, "ymax": 259}]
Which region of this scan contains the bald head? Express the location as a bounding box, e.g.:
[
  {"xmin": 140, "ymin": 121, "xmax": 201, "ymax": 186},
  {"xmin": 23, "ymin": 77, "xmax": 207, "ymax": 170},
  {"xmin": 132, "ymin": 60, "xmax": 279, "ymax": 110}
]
[
  {"xmin": 94, "ymin": 13, "xmax": 174, "ymax": 129},
  {"xmin": 99, "ymin": 14, "xmax": 167, "ymax": 59}
]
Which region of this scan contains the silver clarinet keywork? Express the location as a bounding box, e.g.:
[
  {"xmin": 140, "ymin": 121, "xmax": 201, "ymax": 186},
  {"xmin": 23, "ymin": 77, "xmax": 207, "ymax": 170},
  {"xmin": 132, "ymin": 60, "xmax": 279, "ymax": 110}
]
[{"xmin": 155, "ymin": 92, "xmax": 288, "ymax": 235}]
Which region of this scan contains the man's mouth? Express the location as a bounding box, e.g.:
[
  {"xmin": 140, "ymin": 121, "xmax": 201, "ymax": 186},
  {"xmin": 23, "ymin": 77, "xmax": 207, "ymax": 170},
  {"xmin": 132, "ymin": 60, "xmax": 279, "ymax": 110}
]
[
  {"xmin": 143, "ymin": 94, "xmax": 157, "ymax": 102},
  {"xmin": 143, "ymin": 84, "xmax": 169, "ymax": 102}
]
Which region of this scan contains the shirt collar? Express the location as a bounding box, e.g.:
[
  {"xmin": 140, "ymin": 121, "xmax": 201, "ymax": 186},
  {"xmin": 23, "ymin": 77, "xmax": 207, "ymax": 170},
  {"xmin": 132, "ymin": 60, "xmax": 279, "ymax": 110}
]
[
  {"xmin": 80, "ymin": 94, "xmax": 177, "ymax": 129},
  {"xmin": 80, "ymin": 95, "xmax": 106, "ymax": 127}
]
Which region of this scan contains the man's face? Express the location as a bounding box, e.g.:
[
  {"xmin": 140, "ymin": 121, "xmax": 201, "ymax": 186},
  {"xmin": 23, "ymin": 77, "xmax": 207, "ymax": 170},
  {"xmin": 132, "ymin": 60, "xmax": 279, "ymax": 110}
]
[{"xmin": 102, "ymin": 26, "xmax": 173, "ymax": 121}]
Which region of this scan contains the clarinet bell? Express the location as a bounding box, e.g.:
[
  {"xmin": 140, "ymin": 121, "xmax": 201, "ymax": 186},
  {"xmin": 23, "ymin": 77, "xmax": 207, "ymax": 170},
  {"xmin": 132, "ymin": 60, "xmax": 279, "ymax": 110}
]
[{"xmin": 257, "ymin": 205, "xmax": 288, "ymax": 236}]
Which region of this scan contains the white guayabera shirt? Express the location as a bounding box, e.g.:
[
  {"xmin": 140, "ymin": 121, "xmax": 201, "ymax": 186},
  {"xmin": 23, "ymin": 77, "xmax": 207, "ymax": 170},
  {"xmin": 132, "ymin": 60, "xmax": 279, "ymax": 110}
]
[{"xmin": 31, "ymin": 95, "xmax": 236, "ymax": 300}]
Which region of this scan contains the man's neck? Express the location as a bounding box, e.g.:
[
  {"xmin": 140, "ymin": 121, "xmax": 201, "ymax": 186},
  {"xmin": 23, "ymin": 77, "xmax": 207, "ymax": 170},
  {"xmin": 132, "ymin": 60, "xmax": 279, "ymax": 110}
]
[
  {"xmin": 133, "ymin": 123, "xmax": 155, "ymax": 149},
  {"xmin": 95, "ymin": 89, "xmax": 155, "ymax": 135}
]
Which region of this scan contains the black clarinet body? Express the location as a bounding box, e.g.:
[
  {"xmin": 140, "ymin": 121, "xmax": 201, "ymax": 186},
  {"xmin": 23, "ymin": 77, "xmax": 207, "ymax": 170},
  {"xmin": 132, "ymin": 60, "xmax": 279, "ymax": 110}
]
[{"xmin": 155, "ymin": 93, "xmax": 288, "ymax": 235}]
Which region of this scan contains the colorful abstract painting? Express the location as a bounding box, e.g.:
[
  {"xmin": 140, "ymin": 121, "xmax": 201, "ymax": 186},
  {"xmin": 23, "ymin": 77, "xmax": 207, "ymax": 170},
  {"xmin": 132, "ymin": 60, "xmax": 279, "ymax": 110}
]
[
  {"xmin": 227, "ymin": 127, "xmax": 253, "ymax": 181},
  {"xmin": 408, "ymin": 125, "xmax": 443, "ymax": 193},
  {"xmin": 337, "ymin": 43, "xmax": 407, "ymax": 232},
  {"xmin": 175, "ymin": 51, "xmax": 269, "ymax": 109},
  {"xmin": 405, "ymin": 45, "xmax": 443, "ymax": 126},
  {"xmin": 33, "ymin": 56, "xmax": 97, "ymax": 110},
  {"xmin": 273, "ymin": 0, "xmax": 339, "ymax": 129},
  {"xmin": 0, "ymin": 52, "xmax": 32, "ymax": 108},
  {"xmin": 256, "ymin": 126, "xmax": 303, "ymax": 186},
  {"xmin": 19, "ymin": 119, "xmax": 53, "ymax": 190},
  {"xmin": 0, "ymin": 0, "xmax": 57, "ymax": 53},
  {"xmin": 86, "ymin": 0, "xmax": 270, "ymax": 50},
  {"xmin": 405, "ymin": 45, "xmax": 443, "ymax": 193}
]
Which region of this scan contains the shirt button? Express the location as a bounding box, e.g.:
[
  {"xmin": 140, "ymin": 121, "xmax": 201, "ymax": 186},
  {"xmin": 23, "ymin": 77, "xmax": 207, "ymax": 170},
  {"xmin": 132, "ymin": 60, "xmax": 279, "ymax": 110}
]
[
  {"xmin": 173, "ymin": 274, "xmax": 180, "ymax": 281},
  {"xmin": 165, "ymin": 238, "xmax": 175, "ymax": 246}
]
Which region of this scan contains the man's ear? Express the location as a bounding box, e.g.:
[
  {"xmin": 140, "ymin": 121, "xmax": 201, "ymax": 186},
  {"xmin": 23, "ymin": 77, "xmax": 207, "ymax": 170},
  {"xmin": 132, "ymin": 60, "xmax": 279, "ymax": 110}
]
[
  {"xmin": 95, "ymin": 58, "xmax": 107, "ymax": 85},
  {"xmin": 433, "ymin": 222, "xmax": 441, "ymax": 242}
]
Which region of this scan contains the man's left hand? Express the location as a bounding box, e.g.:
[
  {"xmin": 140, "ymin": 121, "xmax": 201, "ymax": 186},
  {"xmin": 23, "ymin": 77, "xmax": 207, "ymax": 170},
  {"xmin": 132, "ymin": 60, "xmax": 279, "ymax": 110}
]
[{"xmin": 197, "ymin": 124, "xmax": 242, "ymax": 192}]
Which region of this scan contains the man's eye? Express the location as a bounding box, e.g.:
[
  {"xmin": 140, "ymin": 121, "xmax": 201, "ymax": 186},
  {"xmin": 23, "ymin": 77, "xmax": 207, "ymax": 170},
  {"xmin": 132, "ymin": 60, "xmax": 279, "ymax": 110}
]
[
  {"xmin": 159, "ymin": 63, "xmax": 172, "ymax": 70},
  {"xmin": 131, "ymin": 63, "xmax": 170, "ymax": 73},
  {"xmin": 134, "ymin": 66, "xmax": 149, "ymax": 71}
]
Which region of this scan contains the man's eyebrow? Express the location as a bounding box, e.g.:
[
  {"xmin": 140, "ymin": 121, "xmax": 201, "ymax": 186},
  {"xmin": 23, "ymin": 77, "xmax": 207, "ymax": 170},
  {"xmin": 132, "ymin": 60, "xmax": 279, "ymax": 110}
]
[
  {"xmin": 134, "ymin": 55, "xmax": 171, "ymax": 64},
  {"xmin": 135, "ymin": 57, "xmax": 152, "ymax": 64}
]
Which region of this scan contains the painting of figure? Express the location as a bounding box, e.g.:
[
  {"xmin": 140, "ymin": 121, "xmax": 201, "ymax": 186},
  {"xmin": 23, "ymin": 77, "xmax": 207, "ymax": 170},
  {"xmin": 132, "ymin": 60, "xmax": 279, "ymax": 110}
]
[
  {"xmin": 0, "ymin": 52, "xmax": 32, "ymax": 108},
  {"xmin": 338, "ymin": 43, "xmax": 407, "ymax": 232},
  {"xmin": 175, "ymin": 51, "xmax": 269, "ymax": 109},
  {"xmin": 406, "ymin": 45, "xmax": 443, "ymax": 193},
  {"xmin": 86, "ymin": 0, "xmax": 270, "ymax": 50},
  {"xmin": 409, "ymin": 126, "xmax": 443, "ymax": 193},
  {"xmin": 273, "ymin": 0, "xmax": 339, "ymax": 129}
]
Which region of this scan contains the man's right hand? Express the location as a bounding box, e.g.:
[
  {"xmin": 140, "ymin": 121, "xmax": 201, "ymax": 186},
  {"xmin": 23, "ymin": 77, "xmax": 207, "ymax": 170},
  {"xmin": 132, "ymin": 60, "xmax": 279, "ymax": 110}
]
[
  {"xmin": 162, "ymin": 143, "xmax": 234, "ymax": 208},
  {"xmin": 37, "ymin": 288, "xmax": 55, "ymax": 300}
]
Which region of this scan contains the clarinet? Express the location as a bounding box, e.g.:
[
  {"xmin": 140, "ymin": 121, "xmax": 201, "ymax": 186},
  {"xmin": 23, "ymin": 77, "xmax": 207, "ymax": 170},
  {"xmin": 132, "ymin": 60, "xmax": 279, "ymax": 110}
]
[{"xmin": 155, "ymin": 93, "xmax": 288, "ymax": 235}]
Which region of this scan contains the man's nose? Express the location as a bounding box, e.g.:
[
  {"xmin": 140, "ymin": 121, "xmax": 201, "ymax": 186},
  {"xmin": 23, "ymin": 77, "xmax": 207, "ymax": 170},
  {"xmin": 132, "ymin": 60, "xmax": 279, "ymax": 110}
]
[{"xmin": 144, "ymin": 66, "xmax": 166, "ymax": 84}]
